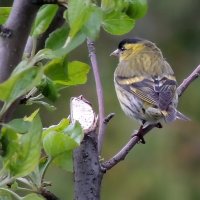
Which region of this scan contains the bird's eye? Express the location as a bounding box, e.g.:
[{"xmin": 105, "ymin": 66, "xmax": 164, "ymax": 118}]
[{"xmin": 120, "ymin": 47, "xmax": 126, "ymax": 51}]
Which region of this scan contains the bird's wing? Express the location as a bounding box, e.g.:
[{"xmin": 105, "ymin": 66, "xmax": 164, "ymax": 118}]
[{"xmin": 115, "ymin": 75, "xmax": 177, "ymax": 110}]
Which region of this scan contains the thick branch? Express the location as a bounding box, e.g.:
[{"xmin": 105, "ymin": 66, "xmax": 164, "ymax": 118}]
[
  {"xmin": 0, "ymin": 0, "xmax": 40, "ymax": 82},
  {"xmin": 87, "ymin": 39, "xmax": 105, "ymax": 154},
  {"xmin": 73, "ymin": 131, "xmax": 104, "ymax": 200},
  {"xmin": 71, "ymin": 96, "xmax": 103, "ymax": 200},
  {"xmin": 103, "ymin": 64, "xmax": 200, "ymax": 170}
]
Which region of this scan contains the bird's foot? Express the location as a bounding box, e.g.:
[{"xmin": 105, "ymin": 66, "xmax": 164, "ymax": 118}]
[
  {"xmin": 131, "ymin": 126, "xmax": 146, "ymax": 144},
  {"xmin": 155, "ymin": 123, "xmax": 162, "ymax": 128},
  {"xmin": 133, "ymin": 133, "xmax": 146, "ymax": 144}
]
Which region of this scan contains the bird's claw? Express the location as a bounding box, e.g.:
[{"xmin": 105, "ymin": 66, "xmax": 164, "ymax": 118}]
[
  {"xmin": 131, "ymin": 133, "xmax": 146, "ymax": 144},
  {"xmin": 156, "ymin": 123, "xmax": 162, "ymax": 128}
]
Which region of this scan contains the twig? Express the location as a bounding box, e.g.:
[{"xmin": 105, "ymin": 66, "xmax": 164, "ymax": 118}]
[
  {"xmin": 39, "ymin": 187, "xmax": 60, "ymax": 200},
  {"xmin": 177, "ymin": 64, "xmax": 200, "ymax": 97},
  {"xmin": 87, "ymin": 38, "xmax": 105, "ymax": 154},
  {"xmin": 102, "ymin": 125, "xmax": 155, "ymax": 170},
  {"xmin": 103, "ymin": 63, "xmax": 200, "ymax": 170},
  {"xmin": 104, "ymin": 113, "xmax": 115, "ymax": 125}
]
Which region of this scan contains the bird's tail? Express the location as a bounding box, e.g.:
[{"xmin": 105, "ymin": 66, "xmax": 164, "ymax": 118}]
[
  {"xmin": 161, "ymin": 108, "xmax": 176, "ymax": 123},
  {"xmin": 161, "ymin": 108, "xmax": 190, "ymax": 123},
  {"xmin": 176, "ymin": 110, "xmax": 190, "ymax": 121}
]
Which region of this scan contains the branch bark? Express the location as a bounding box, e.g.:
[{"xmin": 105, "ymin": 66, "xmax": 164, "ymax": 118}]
[
  {"xmin": 73, "ymin": 131, "xmax": 104, "ymax": 200},
  {"xmin": 87, "ymin": 39, "xmax": 105, "ymax": 154},
  {"xmin": 0, "ymin": 0, "xmax": 40, "ymax": 83},
  {"xmin": 177, "ymin": 64, "xmax": 200, "ymax": 97},
  {"xmin": 71, "ymin": 96, "xmax": 104, "ymax": 200},
  {"xmin": 102, "ymin": 125, "xmax": 155, "ymax": 170},
  {"xmin": 40, "ymin": 188, "xmax": 60, "ymax": 200}
]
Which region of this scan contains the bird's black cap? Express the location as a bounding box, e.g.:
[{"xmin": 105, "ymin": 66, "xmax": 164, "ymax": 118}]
[{"xmin": 118, "ymin": 38, "xmax": 143, "ymax": 50}]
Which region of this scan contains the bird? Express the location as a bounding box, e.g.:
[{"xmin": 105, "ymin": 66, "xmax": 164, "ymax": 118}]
[{"xmin": 111, "ymin": 38, "xmax": 189, "ymax": 143}]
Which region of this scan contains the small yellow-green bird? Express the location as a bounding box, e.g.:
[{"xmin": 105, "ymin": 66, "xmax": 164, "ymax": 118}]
[{"xmin": 111, "ymin": 38, "xmax": 188, "ymax": 143}]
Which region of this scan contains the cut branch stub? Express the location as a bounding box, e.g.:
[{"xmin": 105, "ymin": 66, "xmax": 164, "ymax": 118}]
[
  {"xmin": 70, "ymin": 95, "xmax": 98, "ymax": 133},
  {"xmin": 72, "ymin": 96, "xmax": 103, "ymax": 200}
]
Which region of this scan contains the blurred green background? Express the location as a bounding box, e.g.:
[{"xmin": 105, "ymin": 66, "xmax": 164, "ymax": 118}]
[{"xmin": 1, "ymin": 0, "xmax": 200, "ymax": 199}]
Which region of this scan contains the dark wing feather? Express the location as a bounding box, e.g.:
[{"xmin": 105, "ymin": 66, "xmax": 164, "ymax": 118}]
[
  {"xmin": 115, "ymin": 76, "xmax": 177, "ymax": 110},
  {"xmin": 154, "ymin": 77, "xmax": 177, "ymax": 110}
]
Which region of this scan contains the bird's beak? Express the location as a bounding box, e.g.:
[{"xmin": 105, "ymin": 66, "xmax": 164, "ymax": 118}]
[{"xmin": 110, "ymin": 49, "xmax": 120, "ymax": 57}]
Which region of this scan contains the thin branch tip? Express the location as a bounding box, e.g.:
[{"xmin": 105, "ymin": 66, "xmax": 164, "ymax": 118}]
[
  {"xmin": 178, "ymin": 64, "xmax": 200, "ymax": 97},
  {"xmin": 87, "ymin": 38, "xmax": 105, "ymax": 154}
]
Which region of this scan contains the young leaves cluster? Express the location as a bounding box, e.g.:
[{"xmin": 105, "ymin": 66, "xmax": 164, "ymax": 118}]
[{"xmin": 0, "ymin": 0, "xmax": 148, "ymax": 199}]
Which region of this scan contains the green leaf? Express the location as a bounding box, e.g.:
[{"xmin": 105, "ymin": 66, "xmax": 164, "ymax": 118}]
[
  {"xmin": 0, "ymin": 7, "xmax": 11, "ymax": 25},
  {"xmin": 43, "ymin": 132, "xmax": 75, "ymax": 158},
  {"xmin": 101, "ymin": 0, "xmax": 129, "ymax": 12},
  {"xmin": 0, "ymin": 67, "xmax": 43, "ymax": 115},
  {"xmin": 23, "ymin": 193, "xmax": 45, "ymax": 200},
  {"xmin": 0, "ymin": 128, "xmax": 18, "ymax": 158},
  {"xmin": 44, "ymin": 57, "xmax": 68, "ymax": 84},
  {"xmin": 31, "ymin": 5, "xmax": 58, "ymax": 37},
  {"xmin": 54, "ymin": 31, "xmax": 86, "ymax": 56},
  {"xmin": 40, "ymin": 31, "xmax": 86, "ymax": 59},
  {"xmin": 68, "ymin": 0, "xmax": 93, "ymax": 37},
  {"xmin": 83, "ymin": 6, "xmax": 103, "ymax": 39},
  {"xmin": 56, "ymin": 61, "xmax": 90, "ymax": 86},
  {"xmin": 101, "ymin": 0, "xmax": 115, "ymax": 12},
  {"xmin": 1, "ymin": 113, "xmax": 42, "ymax": 177},
  {"xmin": 0, "ymin": 189, "xmax": 13, "ymax": 200},
  {"xmin": 43, "ymin": 118, "xmax": 70, "ymax": 134},
  {"xmin": 0, "ymin": 68, "xmax": 42, "ymax": 102},
  {"xmin": 44, "ymin": 58, "xmax": 90, "ymax": 88},
  {"xmin": 53, "ymin": 151, "xmax": 73, "ymax": 172},
  {"xmin": 43, "ymin": 120, "xmax": 83, "ymax": 158},
  {"xmin": 37, "ymin": 77, "xmax": 59, "ymax": 101},
  {"xmin": 126, "ymin": 0, "xmax": 148, "ymax": 19},
  {"xmin": 27, "ymin": 100, "xmax": 56, "ymax": 111},
  {"xmin": 64, "ymin": 121, "xmax": 84, "ymax": 144},
  {"xmin": 45, "ymin": 25, "xmax": 69, "ymax": 50},
  {"xmin": 10, "ymin": 181, "xmax": 19, "ymax": 190},
  {"xmin": 11, "ymin": 59, "xmax": 29, "ymax": 75},
  {"xmin": 102, "ymin": 11, "xmax": 135, "ymax": 35},
  {"xmin": 36, "ymin": 49, "xmax": 59, "ymax": 60},
  {"xmin": 24, "ymin": 109, "xmax": 40, "ymax": 122},
  {"xmin": 2, "ymin": 119, "xmax": 31, "ymax": 134}
]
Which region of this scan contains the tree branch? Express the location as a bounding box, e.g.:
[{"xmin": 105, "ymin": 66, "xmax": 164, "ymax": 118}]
[
  {"xmin": 72, "ymin": 96, "xmax": 103, "ymax": 200},
  {"xmin": 73, "ymin": 131, "xmax": 104, "ymax": 200},
  {"xmin": 103, "ymin": 63, "xmax": 200, "ymax": 170},
  {"xmin": 0, "ymin": 0, "xmax": 40, "ymax": 83},
  {"xmin": 40, "ymin": 188, "xmax": 60, "ymax": 200},
  {"xmin": 102, "ymin": 125, "xmax": 155, "ymax": 170},
  {"xmin": 177, "ymin": 64, "xmax": 200, "ymax": 97},
  {"xmin": 87, "ymin": 39, "xmax": 105, "ymax": 154}
]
